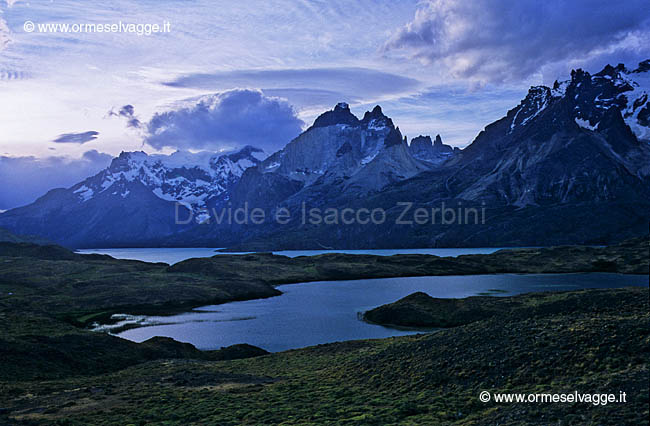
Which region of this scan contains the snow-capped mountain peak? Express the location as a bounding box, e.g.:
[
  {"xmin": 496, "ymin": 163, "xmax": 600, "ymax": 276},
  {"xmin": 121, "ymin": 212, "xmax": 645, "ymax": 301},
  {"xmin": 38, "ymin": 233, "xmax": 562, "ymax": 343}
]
[
  {"xmin": 360, "ymin": 105, "xmax": 394, "ymax": 131},
  {"xmin": 72, "ymin": 146, "xmax": 265, "ymax": 211},
  {"xmin": 546, "ymin": 60, "xmax": 650, "ymax": 142},
  {"xmin": 503, "ymin": 60, "xmax": 650, "ymax": 144}
]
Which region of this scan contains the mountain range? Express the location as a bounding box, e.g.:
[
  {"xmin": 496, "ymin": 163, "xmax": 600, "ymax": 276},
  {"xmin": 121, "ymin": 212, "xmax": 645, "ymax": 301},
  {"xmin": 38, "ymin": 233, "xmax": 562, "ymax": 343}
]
[
  {"xmin": 1, "ymin": 61, "xmax": 649, "ymax": 248},
  {"xmin": 0, "ymin": 147, "xmax": 265, "ymax": 247}
]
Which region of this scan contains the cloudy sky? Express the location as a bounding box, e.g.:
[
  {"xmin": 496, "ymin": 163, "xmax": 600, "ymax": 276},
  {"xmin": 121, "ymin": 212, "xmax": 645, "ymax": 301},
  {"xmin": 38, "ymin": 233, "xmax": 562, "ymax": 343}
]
[{"xmin": 0, "ymin": 0, "xmax": 649, "ymax": 209}]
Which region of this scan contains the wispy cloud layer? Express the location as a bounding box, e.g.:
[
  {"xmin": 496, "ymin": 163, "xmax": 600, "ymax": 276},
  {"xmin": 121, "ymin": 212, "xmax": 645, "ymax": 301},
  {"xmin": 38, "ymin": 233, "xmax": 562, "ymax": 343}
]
[
  {"xmin": 0, "ymin": 0, "xmax": 419, "ymax": 157},
  {"xmin": 1, "ymin": 0, "xmax": 25, "ymax": 52},
  {"xmin": 0, "ymin": 13, "xmax": 10, "ymax": 51},
  {"xmin": 384, "ymin": 0, "xmax": 650, "ymax": 84},
  {"xmin": 144, "ymin": 89, "xmax": 304, "ymax": 152},
  {"xmin": 164, "ymin": 68, "xmax": 422, "ymax": 110}
]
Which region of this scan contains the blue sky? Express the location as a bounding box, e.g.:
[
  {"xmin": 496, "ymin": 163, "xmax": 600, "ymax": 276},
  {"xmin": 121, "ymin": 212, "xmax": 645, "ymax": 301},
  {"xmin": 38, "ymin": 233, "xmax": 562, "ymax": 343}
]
[{"xmin": 0, "ymin": 0, "xmax": 649, "ymax": 208}]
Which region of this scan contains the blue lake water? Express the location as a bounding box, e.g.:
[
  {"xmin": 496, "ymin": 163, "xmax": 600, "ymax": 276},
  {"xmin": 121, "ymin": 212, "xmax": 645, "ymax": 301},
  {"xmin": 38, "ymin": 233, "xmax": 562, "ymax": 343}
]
[
  {"xmin": 77, "ymin": 248, "xmax": 225, "ymax": 265},
  {"xmin": 109, "ymin": 273, "xmax": 647, "ymax": 352},
  {"xmin": 76, "ymin": 247, "xmax": 503, "ymax": 265}
]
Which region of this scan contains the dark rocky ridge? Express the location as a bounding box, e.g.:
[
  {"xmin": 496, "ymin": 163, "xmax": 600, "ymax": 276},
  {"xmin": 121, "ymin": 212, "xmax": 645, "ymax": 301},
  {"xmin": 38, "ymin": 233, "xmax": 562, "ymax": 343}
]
[{"xmin": 0, "ymin": 334, "xmax": 269, "ymax": 381}]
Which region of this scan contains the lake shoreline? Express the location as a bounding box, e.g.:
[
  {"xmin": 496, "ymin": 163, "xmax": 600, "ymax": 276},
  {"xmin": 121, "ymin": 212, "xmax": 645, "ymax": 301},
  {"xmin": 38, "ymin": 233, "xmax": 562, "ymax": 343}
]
[
  {"xmin": 86, "ymin": 269, "xmax": 648, "ymax": 334},
  {"xmin": 109, "ymin": 273, "xmax": 647, "ymax": 351},
  {"xmin": 87, "ymin": 236, "xmax": 648, "ymax": 328},
  {"xmin": 0, "ymin": 236, "xmax": 647, "ymax": 357},
  {"xmin": 92, "ymin": 270, "xmax": 650, "ymax": 328}
]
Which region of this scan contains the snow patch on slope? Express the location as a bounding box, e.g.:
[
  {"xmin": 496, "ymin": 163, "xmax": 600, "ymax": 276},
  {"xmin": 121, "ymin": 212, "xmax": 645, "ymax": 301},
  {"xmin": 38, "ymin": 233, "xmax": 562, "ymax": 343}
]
[
  {"xmin": 509, "ymin": 87, "xmax": 550, "ymax": 133},
  {"xmin": 575, "ymin": 118, "xmax": 597, "ymax": 130},
  {"xmin": 621, "ymin": 71, "xmax": 650, "ymax": 141},
  {"xmin": 77, "ymin": 146, "xmax": 264, "ymax": 211},
  {"xmin": 73, "ymin": 185, "xmax": 94, "ymax": 202}
]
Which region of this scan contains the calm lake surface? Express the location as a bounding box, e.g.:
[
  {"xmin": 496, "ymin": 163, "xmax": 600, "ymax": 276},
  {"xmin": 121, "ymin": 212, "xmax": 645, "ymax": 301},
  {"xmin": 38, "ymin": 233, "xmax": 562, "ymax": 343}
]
[
  {"xmin": 76, "ymin": 247, "xmax": 503, "ymax": 265},
  {"xmin": 110, "ymin": 273, "xmax": 647, "ymax": 352}
]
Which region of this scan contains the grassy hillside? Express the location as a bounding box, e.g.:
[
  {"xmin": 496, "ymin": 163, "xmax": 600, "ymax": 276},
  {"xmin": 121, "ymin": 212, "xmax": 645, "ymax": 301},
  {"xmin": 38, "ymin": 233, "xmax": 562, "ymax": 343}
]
[
  {"xmin": 1, "ymin": 287, "xmax": 647, "ymax": 425},
  {"xmin": 0, "ymin": 237, "xmax": 647, "ymax": 424},
  {"xmin": 363, "ymin": 286, "xmax": 647, "ymax": 328}
]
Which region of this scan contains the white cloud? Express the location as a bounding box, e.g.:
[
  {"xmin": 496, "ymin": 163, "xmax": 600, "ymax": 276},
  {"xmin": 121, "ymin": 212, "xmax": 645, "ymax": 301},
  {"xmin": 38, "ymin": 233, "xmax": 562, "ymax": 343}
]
[
  {"xmin": 1, "ymin": 0, "xmax": 23, "ymax": 51},
  {"xmin": 384, "ymin": 0, "xmax": 650, "ymax": 84},
  {"xmin": 144, "ymin": 89, "xmax": 304, "ymax": 152},
  {"xmin": 0, "ymin": 0, "xmax": 421, "ymax": 158},
  {"xmin": 3, "ymin": 0, "xmax": 647, "ymax": 163}
]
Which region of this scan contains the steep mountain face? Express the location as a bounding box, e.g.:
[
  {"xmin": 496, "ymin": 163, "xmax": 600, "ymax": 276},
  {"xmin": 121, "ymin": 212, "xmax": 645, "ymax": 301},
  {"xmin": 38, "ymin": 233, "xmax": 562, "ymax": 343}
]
[
  {"xmin": 231, "ymin": 103, "xmax": 441, "ymax": 209},
  {"xmin": 0, "ymin": 147, "xmax": 265, "ymax": 247},
  {"xmin": 449, "ymin": 61, "xmax": 650, "ymax": 207}
]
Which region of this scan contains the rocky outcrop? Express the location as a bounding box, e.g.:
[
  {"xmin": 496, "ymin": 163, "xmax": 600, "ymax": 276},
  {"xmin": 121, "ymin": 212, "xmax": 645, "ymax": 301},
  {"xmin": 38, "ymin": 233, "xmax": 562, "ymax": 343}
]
[{"xmin": 409, "ymin": 134, "xmax": 456, "ymax": 164}]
